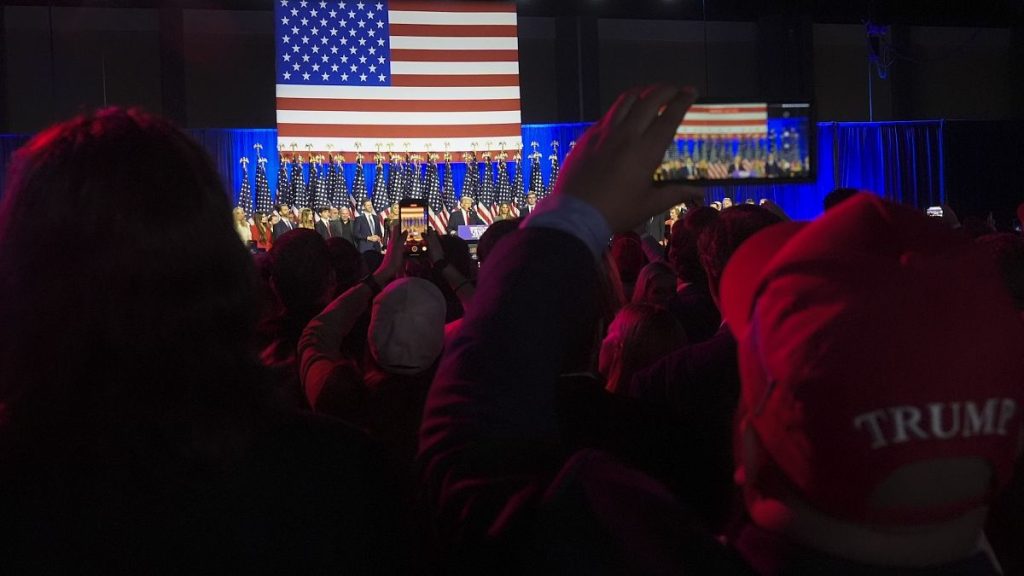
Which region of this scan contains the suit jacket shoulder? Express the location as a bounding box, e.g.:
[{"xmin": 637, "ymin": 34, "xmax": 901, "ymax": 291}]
[{"xmin": 314, "ymin": 220, "xmax": 330, "ymax": 240}]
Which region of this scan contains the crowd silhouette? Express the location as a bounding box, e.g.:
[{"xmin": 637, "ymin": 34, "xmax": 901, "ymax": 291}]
[{"xmin": 1, "ymin": 86, "xmax": 1023, "ymax": 575}]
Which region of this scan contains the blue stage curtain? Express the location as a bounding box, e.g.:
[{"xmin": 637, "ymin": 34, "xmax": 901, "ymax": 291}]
[
  {"xmin": 520, "ymin": 122, "xmax": 592, "ymax": 192},
  {"xmin": 187, "ymin": 129, "xmax": 280, "ymax": 206},
  {"xmin": 834, "ymin": 121, "xmax": 945, "ymax": 209},
  {"xmin": 707, "ymin": 121, "xmax": 944, "ymax": 220},
  {"xmin": 0, "ymin": 122, "xmax": 943, "ymax": 220}
]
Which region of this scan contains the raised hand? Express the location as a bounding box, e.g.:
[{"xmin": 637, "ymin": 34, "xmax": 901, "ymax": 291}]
[
  {"xmin": 553, "ymin": 85, "xmax": 703, "ymax": 232},
  {"xmin": 374, "ymin": 224, "xmax": 407, "ymax": 284}
]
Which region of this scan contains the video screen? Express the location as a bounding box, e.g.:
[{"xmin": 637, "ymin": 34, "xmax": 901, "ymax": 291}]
[
  {"xmin": 656, "ymin": 102, "xmax": 813, "ymax": 183},
  {"xmin": 400, "ymin": 207, "xmax": 427, "ymax": 239},
  {"xmin": 399, "ymin": 203, "xmax": 429, "ymax": 254}
]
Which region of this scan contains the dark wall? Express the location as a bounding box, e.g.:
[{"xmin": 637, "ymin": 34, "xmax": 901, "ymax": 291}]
[
  {"xmin": 597, "ymin": 19, "xmax": 759, "ymax": 111},
  {"xmin": 183, "ymin": 9, "xmax": 276, "ymax": 128},
  {"xmin": 5, "ymin": 6, "xmax": 162, "ymax": 132},
  {"xmin": 517, "ymin": 16, "xmax": 558, "ymax": 123},
  {"xmin": 900, "ymin": 27, "xmax": 1014, "ymax": 120},
  {"xmin": 813, "ymin": 24, "xmax": 894, "ymax": 121},
  {"xmin": 944, "ymin": 120, "xmax": 1024, "ymax": 228}
]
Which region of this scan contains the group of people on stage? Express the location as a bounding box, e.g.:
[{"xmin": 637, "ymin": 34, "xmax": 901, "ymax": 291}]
[
  {"xmin": 234, "ymin": 191, "xmax": 544, "ymax": 256},
  {"xmin": 233, "ymin": 201, "xmax": 394, "ymax": 255},
  {"xmin": 657, "ymin": 152, "xmax": 810, "ymax": 181},
  {"xmin": 442, "ymin": 192, "xmax": 541, "ymax": 233}
]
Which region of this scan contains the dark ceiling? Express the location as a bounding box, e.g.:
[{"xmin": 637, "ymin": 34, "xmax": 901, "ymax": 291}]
[{"xmin": 0, "ymin": 0, "xmax": 1021, "ymax": 27}]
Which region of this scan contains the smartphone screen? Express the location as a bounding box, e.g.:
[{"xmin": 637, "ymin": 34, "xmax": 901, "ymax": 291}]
[
  {"xmin": 926, "ymin": 206, "xmax": 944, "ymax": 218},
  {"xmin": 399, "ymin": 200, "xmax": 429, "ymax": 255},
  {"xmin": 655, "ymin": 101, "xmax": 814, "ymax": 185}
]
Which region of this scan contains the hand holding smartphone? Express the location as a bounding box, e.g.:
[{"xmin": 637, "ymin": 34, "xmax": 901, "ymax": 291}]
[{"xmin": 398, "ymin": 199, "xmax": 429, "ymax": 256}]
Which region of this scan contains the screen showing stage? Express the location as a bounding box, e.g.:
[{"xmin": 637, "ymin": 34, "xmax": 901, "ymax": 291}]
[
  {"xmin": 656, "ymin": 102, "xmax": 813, "ymax": 182},
  {"xmin": 274, "ymin": 0, "xmax": 522, "ymax": 158},
  {"xmin": 399, "ymin": 204, "xmax": 428, "ymax": 240}
]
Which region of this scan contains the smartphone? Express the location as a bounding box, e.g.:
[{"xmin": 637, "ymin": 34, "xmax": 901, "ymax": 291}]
[
  {"xmin": 398, "ymin": 199, "xmax": 429, "ymax": 256},
  {"xmin": 926, "ymin": 206, "xmax": 944, "ymax": 218},
  {"xmin": 655, "ymin": 100, "xmax": 814, "ymax": 185}
]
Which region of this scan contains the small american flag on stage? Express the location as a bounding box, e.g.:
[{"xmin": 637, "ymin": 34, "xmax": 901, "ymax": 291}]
[
  {"xmin": 275, "ymin": 0, "xmax": 522, "ymax": 155},
  {"xmin": 676, "ymin": 104, "xmax": 768, "ymax": 137}
]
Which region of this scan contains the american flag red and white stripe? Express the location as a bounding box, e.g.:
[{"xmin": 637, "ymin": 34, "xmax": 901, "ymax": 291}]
[
  {"xmin": 275, "ymin": 0, "xmax": 522, "ymax": 156},
  {"xmin": 706, "ymin": 163, "xmax": 730, "ymax": 179},
  {"xmin": 428, "ymin": 209, "xmax": 447, "ymax": 232},
  {"xmin": 676, "ymin": 104, "xmax": 768, "ymax": 137},
  {"xmin": 425, "ymin": 158, "xmax": 448, "ymax": 232},
  {"xmin": 475, "ymin": 204, "xmax": 493, "ymax": 226}
]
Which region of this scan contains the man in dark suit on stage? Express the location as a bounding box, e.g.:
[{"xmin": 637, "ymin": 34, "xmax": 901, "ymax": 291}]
[
  {"xmin": 315, "ymin": 206, "xmax": 334, "ymax": 241},
  {"xmin": 354, "ymin": 200, "xmax": 384, "ymax": 254},
  {"xmin": 330, "ymin": 206, "xmax": 357, "ymax": 246},
  {"xmin": 519, "ymin": 192, "xmax": 539, "ymax": 218},
  {"xmin": 447, "ymin": 196, "xmax": 484, "ymax": 235},
  {"xmin": 272, "ymin": 202, "xmax": 296, "ymax": 240}
]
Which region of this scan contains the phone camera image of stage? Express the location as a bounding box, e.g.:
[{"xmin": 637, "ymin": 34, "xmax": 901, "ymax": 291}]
[
  {"xmin": 657, "ymin": 102, "xmax": 811, "ymax": 182},
  {"xmin": 401, "ymin": 216, "xmax": 427, "ymax": 241}
]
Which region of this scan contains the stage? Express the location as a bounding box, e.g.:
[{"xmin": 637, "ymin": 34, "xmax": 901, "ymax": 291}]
[{"xmin": 1, "ymin": 120, "xmax": 945, "ymax": 222}]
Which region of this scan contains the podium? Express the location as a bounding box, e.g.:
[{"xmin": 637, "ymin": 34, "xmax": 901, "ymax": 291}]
[{"xmin": 456, "ymin": 225, "xmax": 489, "ymax": 242}]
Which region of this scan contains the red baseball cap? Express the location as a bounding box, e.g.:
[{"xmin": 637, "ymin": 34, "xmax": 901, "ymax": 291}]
[{"xmin": 721, "ymin": 194, "xmax": 1024, "ymax": 524}]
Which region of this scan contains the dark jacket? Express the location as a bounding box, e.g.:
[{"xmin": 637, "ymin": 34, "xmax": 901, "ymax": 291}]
[
  {"xmin": 445, "ymin": 208, "xmax": 484, "ymax": 234},
  {"xmin": 272, "ymin": 217, "xmax": 296, "ymax": 241},
  {"xmin": 314, "ymin": 220, "xmax": 331, "ymax": 241},
  {"xmin": 330, "ymin": 218, "xmax": 356, "ymax": 246},
  {"xmin": 353, "ymin": 212, "xmax": 384, "ymax": 253},
  {"xmin": 2, "ymin": 409, "xmax": 411, "ymax": 574},
  {"xmin": 666, "ymin": 281, "xmax": 721, "ymax": 344},
  {"xmin": 622, "ymin": 324, "xmax": 740, "ymax": 530}
]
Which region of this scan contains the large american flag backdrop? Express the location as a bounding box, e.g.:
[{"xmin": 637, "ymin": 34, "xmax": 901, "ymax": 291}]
[{"xmin": 275, "ymin": 0, "xmax": 521, "ymax": 156}]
